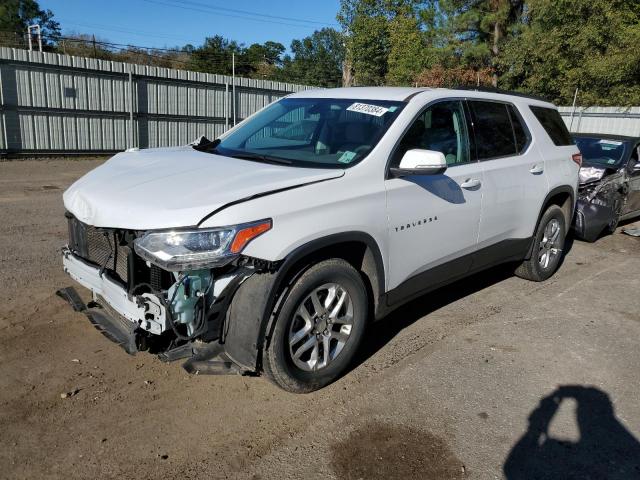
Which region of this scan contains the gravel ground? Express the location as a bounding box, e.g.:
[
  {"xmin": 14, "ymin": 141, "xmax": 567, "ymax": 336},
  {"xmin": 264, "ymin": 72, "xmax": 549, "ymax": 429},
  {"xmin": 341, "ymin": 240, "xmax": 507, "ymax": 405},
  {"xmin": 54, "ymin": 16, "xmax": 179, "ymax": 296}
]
[{"xmin": 0, "ymin": 159, "xmax": 639, "ymax": 480}]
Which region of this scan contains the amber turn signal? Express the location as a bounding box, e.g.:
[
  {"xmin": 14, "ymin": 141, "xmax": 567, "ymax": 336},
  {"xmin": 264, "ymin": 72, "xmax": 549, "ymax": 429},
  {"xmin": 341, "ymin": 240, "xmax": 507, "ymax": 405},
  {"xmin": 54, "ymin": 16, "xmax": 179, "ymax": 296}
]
[{"xmin": 230, "ymin": 219, "xmax": 272, "ymax": 254}]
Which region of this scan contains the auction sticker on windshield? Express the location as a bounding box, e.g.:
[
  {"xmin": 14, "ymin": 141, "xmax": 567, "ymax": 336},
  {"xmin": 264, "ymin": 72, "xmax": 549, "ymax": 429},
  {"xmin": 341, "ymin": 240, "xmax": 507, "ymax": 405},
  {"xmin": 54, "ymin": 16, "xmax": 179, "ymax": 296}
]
[{"xmin": 347, "ymin": 102, "xmax": 389, "ymax": 117}]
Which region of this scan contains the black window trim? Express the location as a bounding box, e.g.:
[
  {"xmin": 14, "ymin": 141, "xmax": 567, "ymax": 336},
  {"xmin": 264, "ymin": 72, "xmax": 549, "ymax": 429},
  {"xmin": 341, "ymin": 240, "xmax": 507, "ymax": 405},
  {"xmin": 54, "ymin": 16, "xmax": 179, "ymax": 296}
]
[
  {"xmin": 466, "ymin": 98, "xmax": 532, "ymax": 162},
  {"xmin": 507, "ymin": 103, "xmax": 532, "ymax": 155},
  {"xmin": 385, "ymin": 97, "xmax": 477, "ymax": 179}
]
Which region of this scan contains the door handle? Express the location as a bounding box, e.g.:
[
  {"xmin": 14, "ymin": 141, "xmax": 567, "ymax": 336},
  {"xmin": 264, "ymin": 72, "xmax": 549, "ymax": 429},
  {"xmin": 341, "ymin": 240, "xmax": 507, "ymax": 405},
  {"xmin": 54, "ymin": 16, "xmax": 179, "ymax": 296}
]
[
  {"xmin": 460, "ymin": 178, "xmax": 481, "ymax": 189},
  {"xmin": 529, "ymin": 164, "xmax": 544, "ymax": 174}
]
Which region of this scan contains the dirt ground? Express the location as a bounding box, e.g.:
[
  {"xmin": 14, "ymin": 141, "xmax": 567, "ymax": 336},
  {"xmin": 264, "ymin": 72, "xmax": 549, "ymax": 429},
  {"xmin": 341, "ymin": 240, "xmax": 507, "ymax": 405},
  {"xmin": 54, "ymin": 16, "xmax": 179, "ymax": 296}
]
[{"xmin": 1, "ymin": 159, "xmax": 639, "ymax": 480}]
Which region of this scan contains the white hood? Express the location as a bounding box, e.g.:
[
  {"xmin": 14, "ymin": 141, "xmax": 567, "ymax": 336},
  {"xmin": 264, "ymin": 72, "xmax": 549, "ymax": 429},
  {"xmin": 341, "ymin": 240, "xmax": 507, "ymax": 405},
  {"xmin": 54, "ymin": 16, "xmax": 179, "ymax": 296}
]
[{"xmin": 64, "ymin": 146, "xmax": 344, "ymax": 230}]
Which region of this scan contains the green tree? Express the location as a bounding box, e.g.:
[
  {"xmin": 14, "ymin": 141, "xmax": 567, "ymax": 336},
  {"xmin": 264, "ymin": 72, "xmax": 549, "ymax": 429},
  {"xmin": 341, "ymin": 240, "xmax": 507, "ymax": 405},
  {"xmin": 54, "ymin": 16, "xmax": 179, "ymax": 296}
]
[
  {"xmin": 348, "ymin": 14, "xmax": 390, "ymax": 85},
  {"xmin": 433, "ymin": 0, "xmax": 524, "ymax": 85},
  {"xmin": 338, "ymin": 0, "xmax": 430, "ymax": 85},
  {"xmin": 244, "ymin": 41, "xmax": 286, "ymax": 79},
  {"xmin": 386, "ymin": 14, "xmax": 426, "ymax": 85},
  {"xmin": 498, "ymin": 0, "xmax": 640, "ymax": 105},
  {"xmin": 0, "ymin": 0, "xmax": 60, "ymax": 49},
  {"xmin": 188, "ymin": 37, "xmax": 289, "ymax": 78},
  {"xmin": 280, "ymin": 28, "xmax": 345, "ymax": 87},
  {"xmin": 187, "ymin": 35, "xmax": 243, "ymax": 75}
]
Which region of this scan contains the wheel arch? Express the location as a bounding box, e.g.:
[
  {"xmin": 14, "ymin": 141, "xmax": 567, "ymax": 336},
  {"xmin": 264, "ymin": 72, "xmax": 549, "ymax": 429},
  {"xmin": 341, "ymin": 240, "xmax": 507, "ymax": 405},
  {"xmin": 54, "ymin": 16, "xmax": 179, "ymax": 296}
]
[
  {"xmin": 526, "ymin": 185, "xmax": 574, "ymax": 259},
  {"xmin": 223, "ymin": 232, "xmax": 386, "ymax": 372}
]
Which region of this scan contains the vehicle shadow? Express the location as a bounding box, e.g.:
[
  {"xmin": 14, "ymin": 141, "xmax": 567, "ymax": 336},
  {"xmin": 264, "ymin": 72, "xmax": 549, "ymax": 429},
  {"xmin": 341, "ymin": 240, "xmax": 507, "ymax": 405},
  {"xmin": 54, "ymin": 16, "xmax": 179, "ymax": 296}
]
[
  {"xmin": 405, "ymin": 174, "xmax": 467, "ymax": 204},
  {"xmin": 350, "ymin": 261, "xmax": 515, "ymax": 372},
  {"xmin": 349, "ymin": 233, "xmax": 576, "ymax": 373},
  {"xmin": 503, "ymin": 386, "xmax": 640, "ymax": 479}
]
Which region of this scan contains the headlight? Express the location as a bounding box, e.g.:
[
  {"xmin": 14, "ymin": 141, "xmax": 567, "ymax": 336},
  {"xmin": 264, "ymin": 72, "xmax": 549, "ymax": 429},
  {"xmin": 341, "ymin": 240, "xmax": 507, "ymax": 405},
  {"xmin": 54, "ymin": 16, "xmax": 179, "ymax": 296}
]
[
  {"xmin": 134, "ymin": 219, "xmax": 271, "ymax": 271},
  {"xmin": 579, "ymin": 166, "xmax": 605, "ymax": 184}
]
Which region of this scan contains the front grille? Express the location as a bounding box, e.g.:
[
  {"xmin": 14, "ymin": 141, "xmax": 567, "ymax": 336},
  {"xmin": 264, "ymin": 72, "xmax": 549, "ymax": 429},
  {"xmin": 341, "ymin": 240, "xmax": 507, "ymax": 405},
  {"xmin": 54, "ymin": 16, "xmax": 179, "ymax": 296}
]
[{"xmin": 67, "ymin": 216, "xmax": 129, "ymax": 283}]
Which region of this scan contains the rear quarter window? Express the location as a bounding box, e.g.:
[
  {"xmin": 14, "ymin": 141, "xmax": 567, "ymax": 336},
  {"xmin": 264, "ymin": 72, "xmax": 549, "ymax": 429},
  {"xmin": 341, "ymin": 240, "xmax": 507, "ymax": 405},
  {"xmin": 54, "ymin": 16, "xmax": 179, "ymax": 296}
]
[{"xmin": 530, "ymin": 106, "xmax": 574, "ymax": 146}]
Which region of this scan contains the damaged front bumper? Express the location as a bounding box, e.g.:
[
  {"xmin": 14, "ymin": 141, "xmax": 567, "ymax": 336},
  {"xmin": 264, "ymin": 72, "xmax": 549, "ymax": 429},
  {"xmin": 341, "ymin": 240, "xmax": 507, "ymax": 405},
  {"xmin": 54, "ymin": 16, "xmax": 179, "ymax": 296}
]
[
  {"xmin": 573, "ymin": 171, "xmax": 627, "ymax": 242},
  {"xmin": 62, "ymin": 247, "xmax": 167, "ymax": 334},
  {"xmin": 60, "ymin": 246, "xmax": 252, "ymax": 374},
  {"xmin": 573, "ymin": 199, "xmax": 616, "ymax": 242}
]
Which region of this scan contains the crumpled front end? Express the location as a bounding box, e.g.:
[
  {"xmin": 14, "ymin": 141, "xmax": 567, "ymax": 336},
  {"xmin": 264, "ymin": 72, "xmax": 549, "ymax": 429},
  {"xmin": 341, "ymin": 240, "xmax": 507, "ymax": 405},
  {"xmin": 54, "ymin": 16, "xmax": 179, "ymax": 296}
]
[
  {"xmin": 573, "ymin": 170, "xmax": 626, "ymax": 242},
  {"xmin": 59, "ymin": 213, "xmax": 258, "ymax": 374}
]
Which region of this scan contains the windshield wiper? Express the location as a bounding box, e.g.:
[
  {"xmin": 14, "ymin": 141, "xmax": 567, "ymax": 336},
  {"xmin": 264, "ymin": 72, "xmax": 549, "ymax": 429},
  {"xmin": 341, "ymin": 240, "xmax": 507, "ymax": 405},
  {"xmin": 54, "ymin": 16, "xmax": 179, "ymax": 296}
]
[{"xmin": 230, "ymin": 152, "xmax": 293, "ymax": 165}]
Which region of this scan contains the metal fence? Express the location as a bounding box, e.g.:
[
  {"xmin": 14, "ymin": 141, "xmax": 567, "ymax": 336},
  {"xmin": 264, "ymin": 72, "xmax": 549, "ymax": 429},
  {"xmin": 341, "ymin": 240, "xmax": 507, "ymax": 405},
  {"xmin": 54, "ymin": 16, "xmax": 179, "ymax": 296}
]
[
  {"xmin": 0, "ymin": 47, "xmax": 314, "ymax": 154},
  {"xmin": 559, "ymin": 106, "xmax": 640, "ymax": 137},
  {"xmin": 2, "ymin": 47, "xmax": 639, "ymax": 156}
]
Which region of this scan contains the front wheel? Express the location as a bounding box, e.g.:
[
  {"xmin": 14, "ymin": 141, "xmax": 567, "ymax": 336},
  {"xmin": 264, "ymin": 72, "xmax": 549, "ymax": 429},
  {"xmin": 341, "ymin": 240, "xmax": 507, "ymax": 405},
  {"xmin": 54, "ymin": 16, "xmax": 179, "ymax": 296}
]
[
  {"xmin": 263, "ymin": 259, "xmax": 368, "ymax": 393},
  {"xmin": 515, "ymin": 205, "xmax": 566, "ymax": 282}
]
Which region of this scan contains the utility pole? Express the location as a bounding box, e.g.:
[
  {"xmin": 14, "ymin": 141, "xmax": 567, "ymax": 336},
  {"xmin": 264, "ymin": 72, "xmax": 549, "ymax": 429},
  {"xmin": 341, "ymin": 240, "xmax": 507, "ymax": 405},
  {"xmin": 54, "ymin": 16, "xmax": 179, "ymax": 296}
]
[
  {"xmin": 27, "ymin": 25, "xmax": 42, "ymax": 52},
  {"xmin": 92, "ymin": 35, "xmax": 97, "ymax": 58},
  {"xmin": 232, "ymin": 52, "xmax": 236, "ymax": 126},
  {"xmin": 225, "ymin": 82, "xmax": 229, "ymax": 131},
  {"xmin": 569, "ymin": 88, "xmax": 579, "ymax": 132}
]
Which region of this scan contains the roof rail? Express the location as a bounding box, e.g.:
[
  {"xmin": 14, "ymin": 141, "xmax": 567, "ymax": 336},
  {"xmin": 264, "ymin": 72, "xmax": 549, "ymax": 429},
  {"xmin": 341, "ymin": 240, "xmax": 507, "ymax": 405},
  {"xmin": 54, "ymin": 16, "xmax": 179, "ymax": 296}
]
[{"xmin": 452, "ymin": 86, "xmax": 551, "ymax": 104}]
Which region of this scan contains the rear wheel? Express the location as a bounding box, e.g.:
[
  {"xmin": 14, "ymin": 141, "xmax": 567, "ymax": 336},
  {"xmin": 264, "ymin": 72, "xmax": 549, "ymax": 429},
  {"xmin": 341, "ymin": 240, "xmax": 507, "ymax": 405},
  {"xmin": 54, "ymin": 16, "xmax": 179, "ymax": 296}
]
[
  {"xmin": 263, "ymin": 259, "xmax": 368, "ymax": 393},
  {"xmin": 515, "ymin": 205, "xmax": 566, "ymax": 282}
]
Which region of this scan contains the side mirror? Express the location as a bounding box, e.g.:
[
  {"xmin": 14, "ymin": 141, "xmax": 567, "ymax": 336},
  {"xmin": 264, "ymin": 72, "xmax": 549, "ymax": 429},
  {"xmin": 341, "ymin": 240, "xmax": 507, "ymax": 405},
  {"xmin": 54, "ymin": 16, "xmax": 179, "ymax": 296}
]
[{"xmin": 390, "ymin": 149, "xmax": 447, "ymax": 177}]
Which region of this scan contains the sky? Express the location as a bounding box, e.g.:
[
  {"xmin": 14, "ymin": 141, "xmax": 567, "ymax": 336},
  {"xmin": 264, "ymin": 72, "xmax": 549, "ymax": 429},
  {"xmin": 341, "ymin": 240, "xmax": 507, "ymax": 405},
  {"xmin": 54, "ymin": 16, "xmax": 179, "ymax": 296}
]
[{"xmin": 40, "ymin": 0, "xmax": 342, "ymax": 51}]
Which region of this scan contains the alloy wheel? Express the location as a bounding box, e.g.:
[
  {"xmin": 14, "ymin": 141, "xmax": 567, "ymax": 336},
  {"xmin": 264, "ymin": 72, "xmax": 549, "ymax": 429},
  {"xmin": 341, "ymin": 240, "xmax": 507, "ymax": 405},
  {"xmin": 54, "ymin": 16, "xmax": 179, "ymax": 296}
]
[
  {"xmin": 288, "ymin": 283, "xmax": 354, "ymax": 371},
  {"xmin": 538, "ymin": 218, "xmax": 562, "ymax": 269}
]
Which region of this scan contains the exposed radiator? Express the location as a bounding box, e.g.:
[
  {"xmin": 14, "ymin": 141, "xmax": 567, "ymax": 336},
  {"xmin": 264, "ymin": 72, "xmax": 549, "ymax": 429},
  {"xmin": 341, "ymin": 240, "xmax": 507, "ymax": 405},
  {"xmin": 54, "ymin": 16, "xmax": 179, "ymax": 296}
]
[{"xmin": 67, "ymin": 216, "xmax": 129, "ymax": 283}]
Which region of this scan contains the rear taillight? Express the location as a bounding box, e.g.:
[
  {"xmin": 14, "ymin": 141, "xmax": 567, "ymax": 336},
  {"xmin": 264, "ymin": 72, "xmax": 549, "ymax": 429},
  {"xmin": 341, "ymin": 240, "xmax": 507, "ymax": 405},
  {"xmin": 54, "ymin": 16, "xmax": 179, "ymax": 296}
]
[{"xmin": 572, "ymin": 153, "xmax": 582, "ymax": 167}]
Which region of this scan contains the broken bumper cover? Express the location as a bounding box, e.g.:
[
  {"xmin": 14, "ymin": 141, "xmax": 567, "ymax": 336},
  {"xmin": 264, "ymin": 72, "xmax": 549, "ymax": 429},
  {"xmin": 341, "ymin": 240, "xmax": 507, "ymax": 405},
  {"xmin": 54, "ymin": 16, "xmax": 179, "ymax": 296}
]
[
  {"xmin": 61, "ymin": 247, "xmax": 166, "ymax": 354},
  {"xmin": 62, "ymin": 247, "xmax": 167, "ymax": 334},
  {"xmin": 60, "ymin": 247, "xmax": 252, "ymax": 374},
  {"xmin": 573, "ymin": 198, "xmax": 614, "ymax": 241}
]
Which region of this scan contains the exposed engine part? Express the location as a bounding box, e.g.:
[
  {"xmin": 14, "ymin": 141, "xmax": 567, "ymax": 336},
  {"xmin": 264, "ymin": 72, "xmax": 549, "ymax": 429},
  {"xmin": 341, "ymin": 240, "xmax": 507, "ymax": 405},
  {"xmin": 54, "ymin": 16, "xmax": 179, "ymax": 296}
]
[
  {"xmin": 578, "ymin": 170, "xmax": 626, "ymax": 208},
  {"xmin": 137, "ymin": 293, "xmax": 166, "ymax": 334},
  {"xmin": 166, "ymin": 270, "xmax": 213, "ymax": 337}
]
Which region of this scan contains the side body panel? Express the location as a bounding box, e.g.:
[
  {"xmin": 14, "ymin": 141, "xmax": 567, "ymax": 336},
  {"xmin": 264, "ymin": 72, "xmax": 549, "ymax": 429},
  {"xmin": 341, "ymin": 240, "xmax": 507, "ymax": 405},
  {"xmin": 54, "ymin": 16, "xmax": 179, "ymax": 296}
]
[
  {"xmin": 384, "ymin": 164, "xmax": 483, "ymax": 291},
  {"xmin": 523, "ymin": 101, "xmax": 580, "ymax": 220},
  {"xmin": 474, "ymin": 100, "xmax": 550, "ymax": 247},
  {"xmin": 203, "ymin": 90, "xmax": 578, "ymax": 298}
]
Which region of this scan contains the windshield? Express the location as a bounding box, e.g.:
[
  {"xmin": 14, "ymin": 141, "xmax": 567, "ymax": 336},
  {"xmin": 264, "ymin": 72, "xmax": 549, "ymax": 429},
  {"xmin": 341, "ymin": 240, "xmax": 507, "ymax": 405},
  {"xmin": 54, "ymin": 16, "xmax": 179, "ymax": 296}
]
[
  {"xmin": 212, "ymin": 98, "xmax": 405, "ymax": 168},
  {"xmin": 575, "ymin": 137, "xmax": 627, "ymax": 167}
]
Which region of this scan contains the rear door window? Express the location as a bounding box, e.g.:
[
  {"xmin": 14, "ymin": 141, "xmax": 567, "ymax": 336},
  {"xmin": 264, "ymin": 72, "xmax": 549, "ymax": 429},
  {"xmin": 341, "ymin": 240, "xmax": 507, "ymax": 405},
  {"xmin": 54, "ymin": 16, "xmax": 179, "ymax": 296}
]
[
  {"xmin": 469, "ymin": 101, "xmax": 517, "ymax": 160},
  {"xmin": 529, "ymin": 106, "xmax": 574, "ymax": 146}
]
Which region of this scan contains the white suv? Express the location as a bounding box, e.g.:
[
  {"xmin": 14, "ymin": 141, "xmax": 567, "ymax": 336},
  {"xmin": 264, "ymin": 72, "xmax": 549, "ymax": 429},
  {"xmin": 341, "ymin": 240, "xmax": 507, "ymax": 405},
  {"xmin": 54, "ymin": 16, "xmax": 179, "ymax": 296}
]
[{"xmin": 60, "ymin": 87, "xmax": 581, "ymax": 392}]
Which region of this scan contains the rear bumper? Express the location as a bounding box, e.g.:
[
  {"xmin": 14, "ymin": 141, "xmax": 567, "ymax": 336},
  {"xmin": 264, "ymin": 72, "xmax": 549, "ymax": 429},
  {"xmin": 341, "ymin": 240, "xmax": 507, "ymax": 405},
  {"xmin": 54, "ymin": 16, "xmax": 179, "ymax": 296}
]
[{"xmin": 573, "ymin": 199, "xmax": 614, "ymax": 241}]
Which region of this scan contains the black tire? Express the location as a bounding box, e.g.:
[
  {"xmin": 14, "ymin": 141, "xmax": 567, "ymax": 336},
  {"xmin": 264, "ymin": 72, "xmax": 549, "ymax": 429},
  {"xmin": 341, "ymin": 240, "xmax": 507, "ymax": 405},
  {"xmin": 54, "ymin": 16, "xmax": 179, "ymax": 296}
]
[
  {"xmin": 515, "ymin": 205, "xmax": 566, "ymax": 282},
  {"xmin": 263, "ymin": 259, "xmax": 368, "ymax": 393}
]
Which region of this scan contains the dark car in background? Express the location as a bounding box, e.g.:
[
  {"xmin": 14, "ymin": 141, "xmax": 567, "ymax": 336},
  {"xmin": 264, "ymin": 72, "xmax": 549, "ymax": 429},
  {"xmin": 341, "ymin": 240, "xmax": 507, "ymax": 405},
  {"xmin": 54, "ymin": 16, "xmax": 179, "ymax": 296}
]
[{"xmin": 573, "ymin": 133, "xmax": 640, "ymax": 241}]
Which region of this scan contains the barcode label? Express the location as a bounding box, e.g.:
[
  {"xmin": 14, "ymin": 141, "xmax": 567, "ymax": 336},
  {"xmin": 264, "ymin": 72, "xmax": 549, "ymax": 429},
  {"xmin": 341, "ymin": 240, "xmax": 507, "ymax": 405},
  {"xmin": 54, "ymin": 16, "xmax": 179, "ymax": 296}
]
[{"xmin": 346, "ymin": 102, "xmax": 389, "ymax": 117}]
